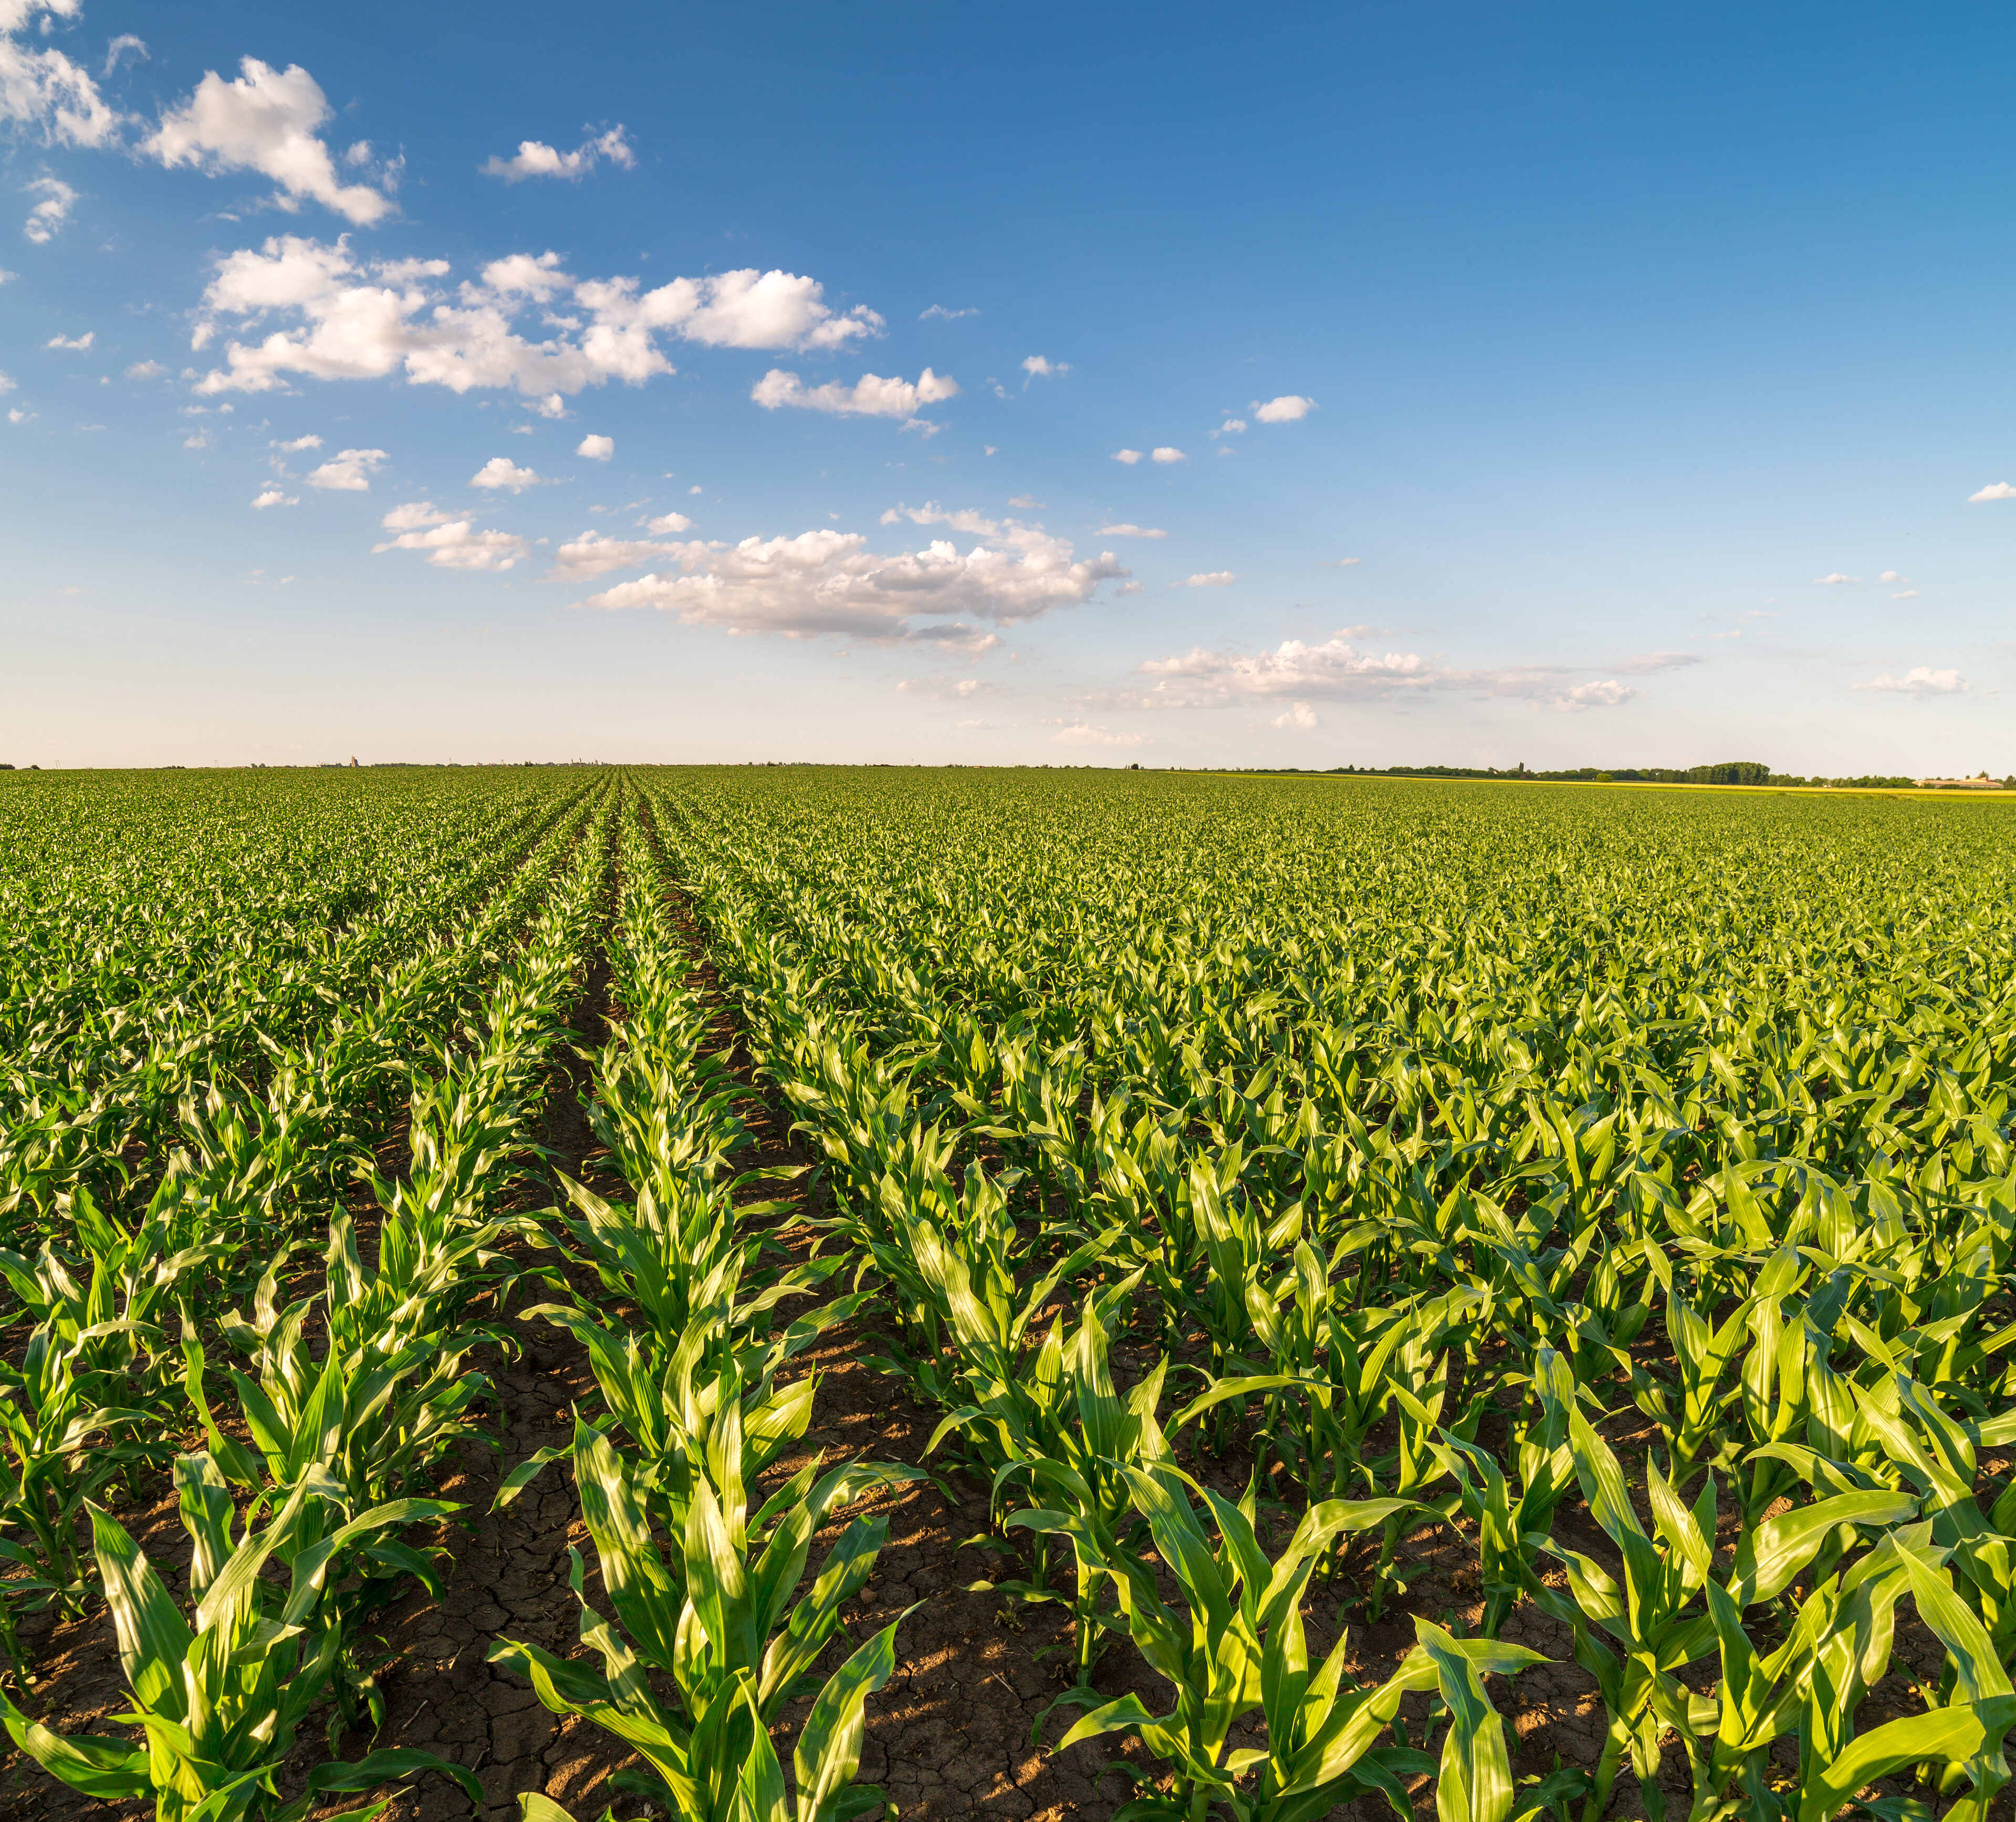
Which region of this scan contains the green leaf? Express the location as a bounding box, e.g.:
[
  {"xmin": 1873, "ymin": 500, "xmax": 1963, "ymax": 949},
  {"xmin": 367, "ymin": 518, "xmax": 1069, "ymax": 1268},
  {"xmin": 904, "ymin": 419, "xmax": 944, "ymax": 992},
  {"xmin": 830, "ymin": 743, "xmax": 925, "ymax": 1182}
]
[{"xmin": 795, "ymin": 1607, "xmax": 915, "ymax": 1822}]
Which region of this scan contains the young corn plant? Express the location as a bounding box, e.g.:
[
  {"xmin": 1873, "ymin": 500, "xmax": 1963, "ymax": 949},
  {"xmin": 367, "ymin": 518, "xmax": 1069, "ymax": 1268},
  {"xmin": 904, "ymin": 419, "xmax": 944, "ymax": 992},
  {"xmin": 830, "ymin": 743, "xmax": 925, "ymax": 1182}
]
[
  {"xmin": 489, "ymin": 1416, "xmax": 915, "ymax": 1822},
  {"xmin": 1531, "ymin": 1399, "xmax": 1917, "ymax": 1822},
  {"xmin": 0, "ymin": 1452, "xmax": 475, "ymax": 1822},
  {"xmin": 1059, "ymin": 1462, "xmax": 1542, "ymax": 1822}
]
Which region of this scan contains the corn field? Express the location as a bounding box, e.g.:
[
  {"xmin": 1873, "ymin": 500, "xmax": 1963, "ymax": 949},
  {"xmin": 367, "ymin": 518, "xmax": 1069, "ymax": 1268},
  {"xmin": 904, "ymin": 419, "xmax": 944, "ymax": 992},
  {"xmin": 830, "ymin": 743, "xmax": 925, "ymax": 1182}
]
[{"xmin": 3, "ymin": 764, "xmax": 2014, "ymax": 1822}]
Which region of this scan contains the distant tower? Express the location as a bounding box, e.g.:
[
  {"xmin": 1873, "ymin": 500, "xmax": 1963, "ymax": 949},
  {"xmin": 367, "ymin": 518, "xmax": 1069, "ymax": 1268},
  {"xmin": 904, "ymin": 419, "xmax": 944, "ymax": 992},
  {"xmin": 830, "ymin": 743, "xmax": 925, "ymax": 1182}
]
[{"xmin": 349, "ymin": 756, "xmax": 359, "ymax": 767}]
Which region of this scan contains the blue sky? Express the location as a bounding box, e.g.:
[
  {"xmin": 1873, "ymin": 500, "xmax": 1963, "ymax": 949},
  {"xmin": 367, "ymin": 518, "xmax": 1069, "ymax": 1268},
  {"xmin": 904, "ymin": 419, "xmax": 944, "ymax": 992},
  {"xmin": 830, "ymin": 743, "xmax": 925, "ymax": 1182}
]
[{"xmin": 2, "ymin": 1, "xmax": 2011, "ymax": 771}]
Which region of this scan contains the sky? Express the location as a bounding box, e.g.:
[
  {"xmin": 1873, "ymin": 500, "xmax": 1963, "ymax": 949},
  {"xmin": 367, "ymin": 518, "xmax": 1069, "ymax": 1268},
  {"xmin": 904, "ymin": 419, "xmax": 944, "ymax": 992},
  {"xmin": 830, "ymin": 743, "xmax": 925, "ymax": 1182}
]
[{"xmin": 2, "ymin": 1, "xmax": 2011, "ymax": 772}]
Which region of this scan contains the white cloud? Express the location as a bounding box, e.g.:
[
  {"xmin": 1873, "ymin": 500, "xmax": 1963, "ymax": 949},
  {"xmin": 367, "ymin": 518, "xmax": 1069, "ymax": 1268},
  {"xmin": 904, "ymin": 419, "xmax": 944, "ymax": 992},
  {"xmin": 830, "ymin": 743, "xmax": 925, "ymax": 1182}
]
[
  {"xmin": 469, "ymin": 456, "xmax": 548, "ymax": 491},
  {"xmin": 1054, "ymin": 722, "xmax": 1146, "ymax": 748},
  {"xmin": 0, "ymin": 265, "xmax": 13, "ymax": 283},
  {"xmin": 374, "ymin": 519, "xmax": 530, "ymax": 571},
  {"xmin": 8, "ymin": 408, "xmax": 33, "ymax": 423},
  {"xmin": 1879, "ymin": 570, "xmax": 1905, "ymax": 582},
  {"xmin": 124, "ymin": 359, "xmax": 164, "ymax": 379},
  {"xmin": 0, "ymin": 5, "xmax": 120, "ymax": 148},
  {"xmin": 481, "ymin": 126, "xmax": 634, "ymax": 182},
  {"xmin": 1613, "ymin": 650, "xmax": 1702, "ymax": 674},
  {"xmin": 147, "ymin": 60, "xmax": 393, "ymax": 225},
  {"xmin": 187, "ymin": 238, "xmax": 879, "ymax": 398},
  {"xmin": 546, "ymin": 530, "xmax": 692, "ymax": 582},
  {"xmin": 1211, "ymin": 417, "xmax": 1246, "ymax": 438},
  {"xmin": 1323, "ymin": 557, "xmax": 1362, "ymax": 568},
  {"xmin": 381, "ymin": 501, "xmax": 454, "ymax": 529},
  {"xmin": 919, "ymin": 304, "xmax": 978, "ymax": 320},
  {"xmin": 1110, "ymin": 633, "xmax": 1653, "ymax": 714},
  {"xmin": 0, "ymin": 370, "xmax": 17, "ymax": 392},
  {"xmin": 1099, "ymin": 523, "xmax": 1166, "ymax": 538},
  {"xmin": 753, "ymin": 366, "xmax": 957, "ymax": 422},
  {"xmin": 1271, "ymin": 701, "xmax": 1320, "ymax": 729},
  {"xmin": 1855, "ymin": 666, "xmax": 1967, "ymax": 696},
  {"xmin": 688, "ymin": 484, "xmax": 703, "ymax": 494},
  {"xmin": 44, "ymin": 329, "xmax": 91, "ymax": 348},
  {"xmin": 23, "ymin": 175, "xmax": 75, "ymax": 243},
  {"xmin": 1184, "ymin": 570, "xmax": 1236, "ymax": 587},
  {"xmin": 274, "ymin": 432, "xmax": 321, "ymax": 451},
  {"xmin": 1008, "ymin": 494, "xmax": 1044, "ymax": 508},
  {"xmin": 572, "ymin": 516, "xmax": 1127, "ymax": 644},
  {"xmin": 895, "ymin": 675, "xmax": 987, "ymax": 698},
  {"xmin": 1254, "ymin": 394, "xmax": 1315, "ymax": 423},
  {"xmin": 1892, "ymin": 590, "xmax": 1919, "ymax": 599},
  {"xmin": 645, "ymin": 511, "xmax": 692, "ymax": 534},
  {"xmin": 250, "ymin": 486, "xmax": 297, "ymax": 508},
  {"xmin": 1968, "ymin": 482, "xmax": 2016, "ymax": 503},
  {"xmin": 103, "ymin": 34, "xmax": 147, "ymax": 75},
  {"xmin": 1021, "ymin": 355, "xmax": 1070, "ymax": 380},
  {"xmin": 1151, "ymin": 446, "xmax": 1186, "ymax": 464},
  {"xmin": 1812, "ymin": 573, "xmax": 1861, "ymax": 585},
  {"xmin": 1112, "ymin": 449, "xmax": 1142, "ymax": 464},
  {"xmin": 305, "ymin": 446, "xmax": 387, "ymax": 490},
  {"xmin": 1555, "ymin": 680, "xmax": 1639, "ymax": 711},
  {"xmin": 577, "ymin": 432, "xmax": 614, "ymax": 460}
]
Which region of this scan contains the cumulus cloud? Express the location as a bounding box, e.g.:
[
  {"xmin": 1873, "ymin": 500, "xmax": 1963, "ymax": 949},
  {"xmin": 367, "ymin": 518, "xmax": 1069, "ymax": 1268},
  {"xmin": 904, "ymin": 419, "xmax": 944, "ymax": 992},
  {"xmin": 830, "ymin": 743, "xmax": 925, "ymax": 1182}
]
[
  {"xmin": 645, "ymin": 510, "xmax": 692, "ymax": 534},
  {"xmin": 1813, "ymin": 573, "xmax": 1861, "ymax": 586},
  {"xmin": 1021, "ymin": 355, "xmax": 1069, "ymax": 380},
  {"xmin": 1855, "ymin": 666, "xmax": 1967, "ymax": 696},
  {"xmin": 147, "ymin": 60, "xmax": 394, "ymax": 224},
  {"xmin": 1098, "ymin": 523, "xmax": 1166, "ymax": 538},
  {"xmin": 381, "ymin": 501, "xmax": 453, "ymax": 529},
  {"xmin": 1112, "ymin": 449, "xmax": 1142, "ymax": 464},
  {"xmin": 1008, "ymin": 494, "xmax": 1044, "ymax": 509},
  {"xmin": 753, "ymin": 366, "xmax": 957, "ymax": 423},
  {"xmin": 1151, "ymin": 446, "xmax": 1186, "ymax": 464},
  {"xmin": 273, "ymin": 432, "xmax": 321, "ymax": 451},
  {"xmin": 1211, "ymin": 417, "xmax": 1246, "ymax": 438},
  {"xmin": 305, "ymin": 446, "xmax": 386, "ymax": 490},
  {"xmin": 1184, "ymin": 570, "xmax": 1236, "ymax": 587},
  {"xmin": 570, "ymin": 514, "xmax": 1127, "ymax": 645},
  {"xmin": 186, "ymin": 237, "xmax": 881, "ymax": 398},
  {"xmin": 1271, "ymin": 701, "xmax": 1320, "ymax": 729},
  {"xmin": 23, "ymin": 174, "xmax": 75, "ymax": 243},
  {"xmin": 481, "ymin": 126, "xmax": 633, "ymax": 182},
  {"xmin": 373, "ymin": 519, "xmax": 530, "ymax": 571},
  {"xmin": 545, "ymin": 530, "xmax": 692, "ymax": 582},
  {"xmin": 1254, "ymin": 394, "xmax": 1315, "ymax": 422},
  {"xmin": 1054, "ymin": 722, "xmax": 1146, "ymax": 747},
  {"xmin": 250, "ymin": 486, "xmax": 297, "ymax": 508},
  {"xmin": 1, "ymin": 4, "xmax": 120, "ymax": 148},
  {"xmin": 44, "ymin": 329, "xmax": 90, "ymax": 348},
  {"xmin": 1879, "ymin": 570, "xmax": 1905, "ymax": 582},
  {"xmin": 1968, "ymin": 482, "xmax": 2016, "ymax": 502},
  {"xmin": 1892, "ymin": 590, "xmax": 1919, "ymax": 599},
  {"xmin": 577, "ymin": 432, "xmax": 613, "ymax": 460},
  {"xmin": 470, "ymin": 455, "xmax": 546, "ymax": 491},
  {"xmin": 1555, "ymin": 680, "xmax": 1639, "ymax": 711},
  {"xmin": 1106, "ymin": 633, "xmax": 1653, "ymax": 715},
  {"xmin": 124, "ymin": 359, "xmax": 164, "ymax": 379}
]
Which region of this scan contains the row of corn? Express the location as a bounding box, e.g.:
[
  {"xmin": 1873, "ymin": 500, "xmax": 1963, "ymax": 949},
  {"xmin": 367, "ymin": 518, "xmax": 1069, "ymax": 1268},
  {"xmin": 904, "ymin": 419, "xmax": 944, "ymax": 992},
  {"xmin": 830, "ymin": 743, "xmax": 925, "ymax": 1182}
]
[{"xmin": 0, "ymin": 774, "xmax": 617, "ymax": 1818}]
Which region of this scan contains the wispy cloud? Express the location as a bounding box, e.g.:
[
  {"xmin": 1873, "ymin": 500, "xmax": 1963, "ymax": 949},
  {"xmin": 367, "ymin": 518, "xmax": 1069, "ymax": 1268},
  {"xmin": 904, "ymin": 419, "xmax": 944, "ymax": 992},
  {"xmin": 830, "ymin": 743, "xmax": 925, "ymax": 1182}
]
[
  {"xmin": 481, "ymin": 127, "xmax": 634, "ymax": 182},
  {"xmin": 1099, "ymin": 523, "xmax": 1165, "ymax": 539}
]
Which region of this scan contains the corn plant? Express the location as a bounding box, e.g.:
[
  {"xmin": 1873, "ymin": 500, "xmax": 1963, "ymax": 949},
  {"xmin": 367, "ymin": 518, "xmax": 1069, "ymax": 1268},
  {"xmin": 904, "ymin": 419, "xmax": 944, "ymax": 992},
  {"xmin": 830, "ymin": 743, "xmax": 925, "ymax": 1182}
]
[
  {"xmin": 0, "ymin": 1452, "xmax": 475, "ymax": 1821},
  {"xmin": 490, "ymin": 1417, "xmax": 914, "ymax": 1822},
  {"xmin": 1059, "ymin": 1462, "xmax": 1541, "ymax": 1821}
]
